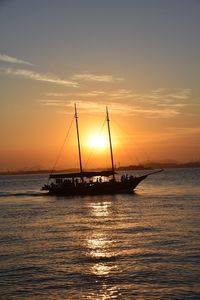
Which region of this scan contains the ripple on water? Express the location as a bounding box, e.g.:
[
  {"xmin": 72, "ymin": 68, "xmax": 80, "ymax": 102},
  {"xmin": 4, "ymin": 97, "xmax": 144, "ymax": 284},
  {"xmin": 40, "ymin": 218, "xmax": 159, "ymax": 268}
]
[{"xmin": 0, "ymin": 169, "xmax": 200, "ymax": 299}]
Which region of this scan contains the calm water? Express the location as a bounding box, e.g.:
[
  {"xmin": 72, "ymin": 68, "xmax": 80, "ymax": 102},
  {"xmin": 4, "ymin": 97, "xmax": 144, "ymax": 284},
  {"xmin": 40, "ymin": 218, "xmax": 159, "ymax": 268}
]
[{"xmin": 0, "ymin": 168, "xmax": 200, "ymax": 299}]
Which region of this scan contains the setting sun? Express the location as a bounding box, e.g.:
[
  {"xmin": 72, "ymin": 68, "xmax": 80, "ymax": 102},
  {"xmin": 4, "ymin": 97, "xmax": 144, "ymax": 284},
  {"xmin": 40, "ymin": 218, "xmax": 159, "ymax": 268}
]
[{"xmin": 87, "ymin": 133, "xmax": 109, "ymax": 150}]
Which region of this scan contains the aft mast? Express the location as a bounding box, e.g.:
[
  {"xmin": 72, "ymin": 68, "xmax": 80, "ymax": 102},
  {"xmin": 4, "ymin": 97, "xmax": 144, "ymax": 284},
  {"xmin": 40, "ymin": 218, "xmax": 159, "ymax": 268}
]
[
  {"xmin": 74, "ymin": 103, "xmax": 83, "ymax": 179},
  {"xmin": 106, "ymin": 107, "xmax": 116, "ymax": 181}
]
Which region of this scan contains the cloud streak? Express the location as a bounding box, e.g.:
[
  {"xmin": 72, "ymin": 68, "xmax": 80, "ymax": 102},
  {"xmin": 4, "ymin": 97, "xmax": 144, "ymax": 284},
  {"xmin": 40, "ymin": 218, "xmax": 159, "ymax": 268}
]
[
  {"xmin": 72, "ymin": 73, "xmax": 123, "ymax": 82},
  {"xmin": 0, "ymin": 53, "xmax": 33, "ymax": 66},
  {"xmin": 0, "ymin": 67, "xmax": 79, "ymax": 87},
  {"xmin": 40, "ymin": 87, "xmax": 192, "ymax": 118}
]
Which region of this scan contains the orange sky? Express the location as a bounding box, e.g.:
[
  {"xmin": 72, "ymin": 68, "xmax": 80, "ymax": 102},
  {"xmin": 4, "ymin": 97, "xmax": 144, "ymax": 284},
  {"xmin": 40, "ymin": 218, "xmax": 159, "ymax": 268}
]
[
  {"xmin": 1, "ymin": 103, "xmax": 199, "ymax": 172},
  {"xmin": 0, "ymin": 1, "xmax": 200, "ymax": 171}
]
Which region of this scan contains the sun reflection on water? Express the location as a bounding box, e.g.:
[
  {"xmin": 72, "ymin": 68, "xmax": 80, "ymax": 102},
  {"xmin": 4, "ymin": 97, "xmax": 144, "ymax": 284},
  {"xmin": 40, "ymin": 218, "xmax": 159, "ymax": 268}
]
[
  {"xmin": 87, "ymin": 232, "xmax": 114, "ymax": 258},
  {"xmin": 84, "ymin": 200, "xmax": 119, "ymax": 298},
  {"xmin": 91, "ymin": 263, "xmax": 117, "ymax": 276},
  {"xmin": 88, "ymin": 201, "xmax": 112, "ymax": 217}
]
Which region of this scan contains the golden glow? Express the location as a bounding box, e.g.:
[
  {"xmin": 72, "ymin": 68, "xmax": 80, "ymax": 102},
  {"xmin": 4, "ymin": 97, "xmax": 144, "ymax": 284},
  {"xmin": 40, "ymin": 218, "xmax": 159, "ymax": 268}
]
[
  {"xmin": 1, "ymin": 107, "xmax": 199, "ymax": 172},
  {"xmin": 87, "ymin": 133, "xmax": 109, "ymax": 150},
  {"xmin": 85, "ymin": 201, "xmax": 118, "ymax": 282}
]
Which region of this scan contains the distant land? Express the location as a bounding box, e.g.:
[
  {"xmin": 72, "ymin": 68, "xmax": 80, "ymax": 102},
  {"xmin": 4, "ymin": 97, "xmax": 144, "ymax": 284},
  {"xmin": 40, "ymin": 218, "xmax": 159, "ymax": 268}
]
[
  {"xmin": 118, "ymin": 161, "xmax": 200, "ymax": 171},
  {"xmin": 0, "ymin": 161, "xmax": 200, "ymax": 175}
]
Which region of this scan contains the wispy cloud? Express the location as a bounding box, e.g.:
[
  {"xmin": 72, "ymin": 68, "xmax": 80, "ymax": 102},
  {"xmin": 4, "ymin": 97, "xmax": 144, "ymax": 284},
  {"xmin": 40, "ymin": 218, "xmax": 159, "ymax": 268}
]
[
  {"xmin": 0, "ymin": 67, "xmax": 79, "ymax": 87},
  {"xmin": 72, "ymin": 73, "xmax": 123, "ymax": 82},
  {"xmin": 38, "ymin": 99, "xmax": 180, "ymax": 118},
  {"xmin": 46, "ymin": 92, "xmax": 68, "ymax": 97},
  {"xmin": 0, "ymin": 53, "xmax": 33, "ymax": 66},
  {"xmin": 38, "ymin": 99, "xmax": 67, "ymax": 106},
  {"xmin": 46, "ymin": 91, "xmax": 107, "ymax": 98},
  {"xmin": 73, "ymin": 101, "xmax": 180, "ymax": 118},
  {"xmin": 40, "ymin": 87, "xmax": 192, "ymax": 118}
]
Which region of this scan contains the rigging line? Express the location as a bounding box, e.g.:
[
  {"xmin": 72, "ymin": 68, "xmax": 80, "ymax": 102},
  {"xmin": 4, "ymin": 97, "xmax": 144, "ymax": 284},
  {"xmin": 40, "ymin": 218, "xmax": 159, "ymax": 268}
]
[
  {"xmin": 84, "ymin": 117, "xmax": 107, "ymax": 169},
  {"xmin": 49, "ymin": 116, "xmax": 75, "ymax": 176}
]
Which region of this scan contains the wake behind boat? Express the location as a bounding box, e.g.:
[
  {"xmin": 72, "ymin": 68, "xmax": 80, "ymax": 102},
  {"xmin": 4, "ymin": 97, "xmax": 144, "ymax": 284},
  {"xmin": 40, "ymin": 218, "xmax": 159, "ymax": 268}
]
[{"xmin": 42, "ymin": 104, "xmax": 162, "ymax": 196}]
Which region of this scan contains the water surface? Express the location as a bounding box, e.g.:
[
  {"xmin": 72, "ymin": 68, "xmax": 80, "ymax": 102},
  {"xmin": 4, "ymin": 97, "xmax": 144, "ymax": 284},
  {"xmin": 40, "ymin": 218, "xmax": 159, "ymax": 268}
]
[{"xmin": 0, "ymin": 168, "xmax": 200, "ymax": 299}]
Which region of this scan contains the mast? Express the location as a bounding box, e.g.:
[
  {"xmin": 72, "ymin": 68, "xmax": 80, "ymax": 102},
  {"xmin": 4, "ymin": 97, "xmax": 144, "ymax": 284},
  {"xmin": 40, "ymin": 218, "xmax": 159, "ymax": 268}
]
[
  {"xmin": 74, "ymin": 103, "xmax": 83, "ymax": 177},
  {"xmin": 106, "ymin": 107, "xmax": 115, "ymax": 181}
]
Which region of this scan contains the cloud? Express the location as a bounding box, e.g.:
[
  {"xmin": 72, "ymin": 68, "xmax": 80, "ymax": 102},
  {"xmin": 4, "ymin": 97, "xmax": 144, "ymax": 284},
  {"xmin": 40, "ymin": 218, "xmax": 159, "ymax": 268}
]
[
  {"xmin": 0, "ymin": 67, "xmax": 79, "ymax": 87},
  {"xmin": 46, "ymin": 91, "xmax": 107, "ymax": 98},
  {"xmin": 46, "ymin": 92, "xmax": 67, "ymax": 97},
  {"xmin": 40, "ymin": 99, "xmax": 180, "ymax": 118},
  {"xmin": 168, "ymin": 88, "xmax": 192, "ymax": 100},
  {"xmin": 74, "ymin": 101, "xmax": 164, "ymax": 117},
  {"xmin": 72, "ymin": 73, "xmax": 123, "ymax": 82},
  {"xmin": 40, "ymin": 87, "xmax": 192, "ymax": 118},
  {"xmin": 0, "ymin": 53, "xmax": 33, "ymax": 66},
  {"xmin": 38, "ymin": 99, "xmax": 66, "ymax": 106}
]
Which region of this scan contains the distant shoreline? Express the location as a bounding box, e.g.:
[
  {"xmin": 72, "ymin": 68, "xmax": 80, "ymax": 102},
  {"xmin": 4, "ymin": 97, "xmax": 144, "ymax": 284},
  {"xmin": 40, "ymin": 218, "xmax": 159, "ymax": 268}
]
[{"xmin": 1, "ymin": 162, "xmax": 199, "ymax": 176}]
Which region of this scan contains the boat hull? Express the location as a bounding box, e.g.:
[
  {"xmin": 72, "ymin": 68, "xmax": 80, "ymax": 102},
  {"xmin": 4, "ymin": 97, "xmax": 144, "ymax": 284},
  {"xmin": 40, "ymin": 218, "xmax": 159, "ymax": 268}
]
[{"xmin": 43, "ymin": 175, "xmax": 147, "ymax": 196}]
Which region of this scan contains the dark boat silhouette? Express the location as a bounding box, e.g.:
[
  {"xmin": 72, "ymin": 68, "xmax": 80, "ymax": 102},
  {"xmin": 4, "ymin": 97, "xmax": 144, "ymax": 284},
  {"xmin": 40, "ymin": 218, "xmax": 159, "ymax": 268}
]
[{"xmin": 42, "ymin": 104, "xmax": 162, "ymax": 196}]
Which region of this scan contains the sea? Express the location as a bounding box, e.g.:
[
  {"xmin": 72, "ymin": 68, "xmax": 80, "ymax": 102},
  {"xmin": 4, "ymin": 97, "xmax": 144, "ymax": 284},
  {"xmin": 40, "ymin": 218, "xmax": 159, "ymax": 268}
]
[{"xmin": 0, "ymin": 168, "xmax": 200, "ymax": 300}]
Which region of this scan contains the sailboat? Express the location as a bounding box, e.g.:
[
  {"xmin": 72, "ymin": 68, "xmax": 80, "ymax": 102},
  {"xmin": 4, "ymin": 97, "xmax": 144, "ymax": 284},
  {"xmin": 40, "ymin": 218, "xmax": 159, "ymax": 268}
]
[{"xmin": 42, "ymin": 104, "xmax": 162, "ymax": 196}]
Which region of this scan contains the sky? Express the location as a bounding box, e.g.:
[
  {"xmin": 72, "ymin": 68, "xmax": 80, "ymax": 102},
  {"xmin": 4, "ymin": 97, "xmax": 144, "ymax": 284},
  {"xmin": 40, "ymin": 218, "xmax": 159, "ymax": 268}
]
[{"xmin": 0, "ymin": 0, "xmax": 200, "ymax": 171}]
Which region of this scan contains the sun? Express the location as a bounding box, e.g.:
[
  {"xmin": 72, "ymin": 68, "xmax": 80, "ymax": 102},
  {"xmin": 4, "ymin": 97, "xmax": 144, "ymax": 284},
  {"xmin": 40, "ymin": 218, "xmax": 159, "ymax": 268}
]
[{"xmin": 87, "ymin": 133, "xmax": 108, "ymax": 150}]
